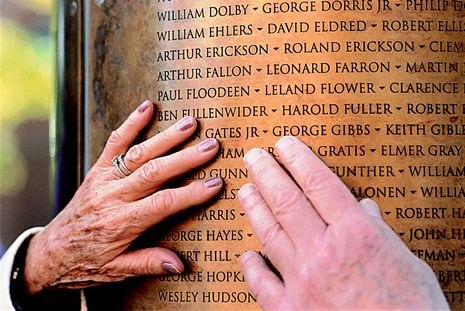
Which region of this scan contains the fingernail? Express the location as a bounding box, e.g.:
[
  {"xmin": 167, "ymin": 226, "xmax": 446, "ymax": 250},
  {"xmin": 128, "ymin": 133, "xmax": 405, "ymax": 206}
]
[
  {"xmin": 162, "ymin": 262, "xmax": 181, "ymax": 274},
  {"xmin": 360, "ymin": 199, "xmax": 381, "ymax": 218},
  {"xmin": 176, "ymin": 116, "xmax": 195, "ymax": 131},
  {"xmin": 204, "ymin": 177, "xmax": 222, "ymax": 188},
  {"xmin": 240, "ymin": 251, "xmax": 255, "ymax": 264},
  {"xmin": 238, "ymin": 183, "xmax": 257, "ymax": 200},
  {"xmin": 138, "ymin": 100, "xmax": 151, "ymax": 113},
  {"xmin": 275, "ymin": 136, "xmax": 298, "ymax": 151},
  {"xmin": 244, "ymin": 148, "xmax": 265, "ymax": 165},
  {"xmin": 199, "ymin": 138, "xmax": 218, "ymax": 152}
]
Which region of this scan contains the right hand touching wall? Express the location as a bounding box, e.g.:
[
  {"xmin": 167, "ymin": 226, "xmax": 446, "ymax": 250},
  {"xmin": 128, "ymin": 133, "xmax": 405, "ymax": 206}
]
[{"xmin": 239, "ymin": 136, "xmax": 449, "ymax": 310}]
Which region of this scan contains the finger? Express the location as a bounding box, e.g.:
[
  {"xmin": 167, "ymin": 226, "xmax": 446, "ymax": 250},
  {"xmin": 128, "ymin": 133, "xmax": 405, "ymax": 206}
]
[
  {"xmin": 119, "ymin": 138, "xmax": 219, "ymax": 200},
  {"xmin": 123, "ymin": 116, "xmax": 197, "ymax": 173},
  {"xmin": 360, "ymin": 198, "xmax": 382, "ymax": 218},
  {"xmin": 240, "ymin": 251, "xmax": 285, "ymax": 311},
  {"xmin": 243, "ymin": 148, "xmax": 326, "ymax": 245},
  {"xmin": 239, "ymin": 183, "xmax": 294, "ymax": 276},
  {"xmin": 102, "ymin": 247, "xmax": 184, "ymax": 276},
  {"xmin": 127, "ymin": 178, "xmax": 223, "ymax": 230},
  {"xmin": 275, "ymin": 136, "xmax": 360, "ymax": 225},
  {"xmin": 99, "ymin": 100, "xmax": 154, "ymax": 164}
]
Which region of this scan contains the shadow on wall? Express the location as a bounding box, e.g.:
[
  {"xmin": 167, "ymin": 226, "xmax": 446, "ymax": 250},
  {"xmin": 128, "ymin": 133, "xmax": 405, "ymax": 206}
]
[{"xmin": 1, "ymin": 119, "xmax": 52, "ymax": 252}]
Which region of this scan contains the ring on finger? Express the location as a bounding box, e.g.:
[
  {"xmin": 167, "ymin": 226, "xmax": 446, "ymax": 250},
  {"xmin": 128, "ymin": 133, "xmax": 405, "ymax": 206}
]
[{"xmin": 112, "ymin": 154, "xmax": 132, "ymax": 177}]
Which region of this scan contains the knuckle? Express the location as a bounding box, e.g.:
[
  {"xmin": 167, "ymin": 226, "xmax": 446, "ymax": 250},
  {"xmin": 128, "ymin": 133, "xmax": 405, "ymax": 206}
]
[
  {"xmin": 152, "ymin": 190, "xmax": 176, "ymax": 215},
  {"xmin": 126, "ymin": 143, "xmax": 147, "ymax": 164},
  {"xmin": 178, "ymin": 149, "xmax": 191, "ymax": 162},
  {"xmin": 240, "ymin": 191, "xmax": 259, "ymax": 207},
  {"xmin": 141, "ymin": 160, "xmax": 164, "ymax": 182},
  {"xmin": 272, "ymin": 188, "xmax": 303, "ymax": 217},
  {"xmin": 283, "ymin": 146, "xmax": 301, "ymax": 163},
  {"xmin": 281, "ymin": 145, "xmax": 310, "ymax": 171},
  {"xmin": 122, "ymin": 115, "xmax": 137, "ymax": 129},
  {"xmin": 261, "ymin": 223, "xmax": 282, "ymax": 251},
  {"xmin": 142, "ymin": 255, "xmax": 156, "ymax": 275},
  {"xmin": 239, "ymin": 185, "xmax": 262, "ymax": 208},
  {"xmin": 108, "ymin": 129, "xmax": 122, "ymax": 146},
  {"xmin": 159, "ymin": 129, "xmax": 172, "ymax": 141},
  {"xmin": 187, "ymin": 183, "xmax": 199, "ymax": 199},
  {"xmin": 124, "ymin": 253, "xmax": 153, "ymax": 275},
  {"xmin": 301, "ymin": 167, "xmax": 334, "ymax": 196},
  {"xmin": 96, "ymin": 222, "xmax": 120, "ymax": 241},
  {"xmin": 252, "ymin": 163, "xmax": 269, "ymax": 181}
]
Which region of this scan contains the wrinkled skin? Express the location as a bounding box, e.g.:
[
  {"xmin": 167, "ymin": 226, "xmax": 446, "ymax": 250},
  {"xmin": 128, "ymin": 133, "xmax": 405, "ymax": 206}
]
[
  {"xmin": 24, "ymin": 101, "xmax": 223, "ymax": 294},
  {"xmin": 22, "ymin": 101, "xmax": 448, "ymax": 310},
  {"xmin": 239, "ymin": 136, "xmax": 449, "ymax": 310}
]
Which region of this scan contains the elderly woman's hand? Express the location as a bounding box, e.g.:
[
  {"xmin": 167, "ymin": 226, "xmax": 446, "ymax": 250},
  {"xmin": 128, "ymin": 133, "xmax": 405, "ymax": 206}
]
[{"xmin": 23, "ymin": 101, "xmax": 222, "ymax": 294}]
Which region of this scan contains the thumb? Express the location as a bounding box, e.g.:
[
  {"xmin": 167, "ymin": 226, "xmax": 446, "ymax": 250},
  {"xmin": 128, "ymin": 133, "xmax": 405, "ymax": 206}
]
[{"xmin": 103, "ymin": 247, "xmax": 184, "ymax": 276}]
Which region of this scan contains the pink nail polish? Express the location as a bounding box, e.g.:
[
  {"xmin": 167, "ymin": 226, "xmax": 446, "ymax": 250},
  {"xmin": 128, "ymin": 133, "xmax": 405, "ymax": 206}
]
[
  {"xmin": 176, "ymin": 117, "xmax": 194, "ymax": 131},
  {"xmin": 204, "ymin": 177, "xmax": 222, "ymax": 188},
  {"xmin": 138, "ymin": 100, "xmax": 151, "ymax": 113},
  {"xmin": 162, "ymin": 263, "xmax": 181, "ymax": 274},
  {"xmin": 199, "ymin": 138, "xmax": 218, "ymax": 152}
]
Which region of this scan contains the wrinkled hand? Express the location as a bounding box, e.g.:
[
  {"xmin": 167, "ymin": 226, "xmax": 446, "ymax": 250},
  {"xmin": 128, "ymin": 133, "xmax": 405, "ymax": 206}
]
[
  {"xmin": 239, "ymin": 137, "xmax": 449, "ymax": 310},
  {"xmin": 24, "ymin": 101, "xmax": 222, "ymax": 295}
]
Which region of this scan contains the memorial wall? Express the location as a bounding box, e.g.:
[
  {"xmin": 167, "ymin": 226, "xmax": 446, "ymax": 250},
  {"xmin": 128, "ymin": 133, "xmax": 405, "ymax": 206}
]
[{"xmin": 75, "ymin": 0, "xmax": 465, "ymax": 309}]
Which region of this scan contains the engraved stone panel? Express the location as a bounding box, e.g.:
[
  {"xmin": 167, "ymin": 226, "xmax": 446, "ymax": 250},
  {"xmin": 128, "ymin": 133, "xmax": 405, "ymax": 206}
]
[{"xmin": 75, "ymin": 1, "xmax": 465, "ymax": 310}]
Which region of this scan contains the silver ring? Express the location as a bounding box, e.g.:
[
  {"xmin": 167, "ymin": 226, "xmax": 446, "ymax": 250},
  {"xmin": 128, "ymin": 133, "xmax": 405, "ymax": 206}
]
[{"xmin": 112, "ymin": 154, "xmax": 132, "ymax": 177}]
